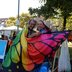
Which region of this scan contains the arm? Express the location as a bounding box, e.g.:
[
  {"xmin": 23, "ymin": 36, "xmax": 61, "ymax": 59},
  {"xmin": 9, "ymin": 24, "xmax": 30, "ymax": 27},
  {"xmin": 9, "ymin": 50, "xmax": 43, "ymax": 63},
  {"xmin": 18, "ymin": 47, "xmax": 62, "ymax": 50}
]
[{"xmin": 28, "ymin": 32, "xmax": 41, "ymax": 38}]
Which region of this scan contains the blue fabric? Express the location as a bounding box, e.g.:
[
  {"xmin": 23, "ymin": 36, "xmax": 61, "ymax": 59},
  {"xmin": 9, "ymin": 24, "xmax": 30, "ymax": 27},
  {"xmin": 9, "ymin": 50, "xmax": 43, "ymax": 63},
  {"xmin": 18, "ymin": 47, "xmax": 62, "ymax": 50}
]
[
  {"xmin": 39, "ymin": 29, "xmax": 47, "ymax": 34},
  {"xmin": 31, "ymin": 62, "xmax": 50, "ymax": 72},
  {"xmin": 39, "ymin": 62, "xmax": 50, "ymax": 72}
]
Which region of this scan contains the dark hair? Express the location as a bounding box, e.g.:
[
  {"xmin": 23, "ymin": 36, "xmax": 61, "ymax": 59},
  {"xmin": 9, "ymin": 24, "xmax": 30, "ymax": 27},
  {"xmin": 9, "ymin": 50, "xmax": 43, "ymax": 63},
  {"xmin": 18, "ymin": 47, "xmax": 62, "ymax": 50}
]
[
  {"xmin": 28, "ymin": 19, "xmax": 37, "ymax": 24},
  {"xmin": 1, "ymin": 35, "xmax": 4, "ymax": 37}
]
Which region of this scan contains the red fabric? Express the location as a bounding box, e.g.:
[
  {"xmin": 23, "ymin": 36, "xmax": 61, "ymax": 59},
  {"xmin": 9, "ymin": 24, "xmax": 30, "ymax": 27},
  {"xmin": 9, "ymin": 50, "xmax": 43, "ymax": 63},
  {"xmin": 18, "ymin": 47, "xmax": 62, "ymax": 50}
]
[{"xmin": 26, "ymin": 32, "xmax": 68, "ymax": 66}]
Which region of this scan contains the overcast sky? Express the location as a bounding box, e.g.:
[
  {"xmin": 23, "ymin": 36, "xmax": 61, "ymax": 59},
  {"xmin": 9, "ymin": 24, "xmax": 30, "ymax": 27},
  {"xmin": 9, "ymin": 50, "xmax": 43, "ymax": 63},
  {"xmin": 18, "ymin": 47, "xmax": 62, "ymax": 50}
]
[{"xmin": 0, "ymin": 0, "xmax": 41, "ymax": 18}]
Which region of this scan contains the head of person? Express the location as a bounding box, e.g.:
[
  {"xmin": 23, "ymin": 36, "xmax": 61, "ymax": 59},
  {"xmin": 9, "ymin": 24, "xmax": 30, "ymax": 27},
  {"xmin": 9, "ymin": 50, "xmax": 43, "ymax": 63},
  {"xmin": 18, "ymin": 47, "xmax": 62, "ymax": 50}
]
[
  {"xmin": 1, "ymin": 35, "xmax": 4, "ymax": 40},
  {"xmin": 3, "ymin": 35, "xmax": 8, "ymax": 40},
  {"xmin": 1, "ymin": 34, "xmax": 8, "ymax": 40},
  {"xmin": 28, "ymin": 19, "xmax": 37, "ymax": 30},
  {"xmin": 13, "ymin": 31, "xmax": 16, "ymax": 36},
  {"xmin": 37, "ymin": 20, "xmax": 50, "ymax": 31}
]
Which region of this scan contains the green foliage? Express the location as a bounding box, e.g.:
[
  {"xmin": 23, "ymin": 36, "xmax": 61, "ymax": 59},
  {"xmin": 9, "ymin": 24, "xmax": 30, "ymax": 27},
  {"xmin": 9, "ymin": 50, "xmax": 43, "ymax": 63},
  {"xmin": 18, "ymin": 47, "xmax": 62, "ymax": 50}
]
[
  {"xmin": 29, "ymin": 0, "xmax": 72, "ymax": 30},
  {"xmin": 9, "ymin": 17, "xmax": 16, "ymax": 21},
  {"xmin": 19, "ymin": 13, "xmax": 31, "ymax": 28},
  {"xmin": 28, "ymin": 7, "xmax": 34, "ymax": 15},
  {"xmin": 66, "ymin": 16, "xmax": 72, "ymax": 30},
  {"xmin": 6, "ymin": 17, "xmax": 16, "ymax": 26},
  {"xmin": 28, "ymin": 7, "xmax": 40, "ymax": 16},
  {"xmin": 6, "ymin": 13, "xmax": 32, "ymax": 28}
]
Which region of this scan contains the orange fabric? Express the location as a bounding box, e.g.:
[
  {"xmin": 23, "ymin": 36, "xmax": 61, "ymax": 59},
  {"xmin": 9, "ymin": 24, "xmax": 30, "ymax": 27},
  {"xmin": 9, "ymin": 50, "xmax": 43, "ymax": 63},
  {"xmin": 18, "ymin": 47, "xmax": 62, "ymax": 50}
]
[
  {"xmin": 68, "ymin": 35, "xmax": 72, "ymax": 41},
  {"xmin": 8, "ymin": 40, "xmax": 13, "ymax": 46},
  {"xmin": 68, "ymin": 31, "xmax": 72, "ymax": 41}
]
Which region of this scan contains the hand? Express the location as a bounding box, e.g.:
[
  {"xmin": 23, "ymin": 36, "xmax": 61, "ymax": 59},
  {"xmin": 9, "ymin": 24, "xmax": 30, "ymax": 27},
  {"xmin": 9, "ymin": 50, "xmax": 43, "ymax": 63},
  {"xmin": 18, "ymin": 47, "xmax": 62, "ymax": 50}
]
[
  {"xmin": 29, "ymin": 32, "xmax": 41, "ymax": 38},
  {"xmin": 34, "ymin": 32, "xmax": 41, "ymax": 36}
]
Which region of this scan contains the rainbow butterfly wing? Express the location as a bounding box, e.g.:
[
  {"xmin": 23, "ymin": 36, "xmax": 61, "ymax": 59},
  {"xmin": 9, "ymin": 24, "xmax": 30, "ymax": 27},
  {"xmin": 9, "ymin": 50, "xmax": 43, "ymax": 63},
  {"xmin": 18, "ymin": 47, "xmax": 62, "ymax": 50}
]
[{"xmin": 2, "ymin": 30, "xmax": 69, "ymax": 71}]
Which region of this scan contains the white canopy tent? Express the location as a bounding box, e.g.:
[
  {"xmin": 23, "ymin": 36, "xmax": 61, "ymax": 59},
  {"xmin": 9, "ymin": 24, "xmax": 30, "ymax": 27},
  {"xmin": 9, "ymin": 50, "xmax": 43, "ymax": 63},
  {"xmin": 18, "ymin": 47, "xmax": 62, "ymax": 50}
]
[
  {"xmin": 0, "ymin": 26, "xmax": 22, "ymax": 31},
  {"xmin": 0, "ymin": 26, "xmax": 4, "ymax": 30},
  {"xmin": 0, "ymin": 26, "xmax": 22, "ymax": 38}
]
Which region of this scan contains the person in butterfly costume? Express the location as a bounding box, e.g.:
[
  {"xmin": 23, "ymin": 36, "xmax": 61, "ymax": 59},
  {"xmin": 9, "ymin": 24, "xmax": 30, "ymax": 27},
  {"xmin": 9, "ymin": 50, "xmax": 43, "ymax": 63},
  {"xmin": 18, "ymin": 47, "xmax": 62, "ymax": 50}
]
[{"xmin": 2, "ymin": 19, "xmax": 70, "ymax": 72}]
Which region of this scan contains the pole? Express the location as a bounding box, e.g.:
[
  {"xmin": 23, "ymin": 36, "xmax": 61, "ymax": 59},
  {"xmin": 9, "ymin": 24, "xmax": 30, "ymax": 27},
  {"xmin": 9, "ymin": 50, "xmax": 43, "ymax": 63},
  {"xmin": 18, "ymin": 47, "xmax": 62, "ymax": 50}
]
[
  {"xmin": 18, "ymin": 0, "xmax": 20, "ymax": 20},
  {"xmin": 17, "ymin": 0, "xmax": 20, "ymax": 34}
]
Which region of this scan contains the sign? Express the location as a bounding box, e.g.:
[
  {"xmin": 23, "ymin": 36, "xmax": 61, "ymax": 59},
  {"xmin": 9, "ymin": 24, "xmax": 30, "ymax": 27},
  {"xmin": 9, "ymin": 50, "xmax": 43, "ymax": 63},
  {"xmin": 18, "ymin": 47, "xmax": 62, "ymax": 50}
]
[
  {"xmin": 0, "ymin": 40, "xmax": 7, "ymax": 60},
  {"xmin": 16, "ymin": 19, "xmax": 20, "ymax": 25}
]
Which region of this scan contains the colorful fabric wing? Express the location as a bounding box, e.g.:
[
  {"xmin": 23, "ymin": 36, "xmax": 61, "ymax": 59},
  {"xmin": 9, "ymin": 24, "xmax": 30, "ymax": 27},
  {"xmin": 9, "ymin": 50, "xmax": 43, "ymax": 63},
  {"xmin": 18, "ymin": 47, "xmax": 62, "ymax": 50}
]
[
  {"xmin": 26, "ymin": 31, "xmax": 69, "ymax": 70},
  {"xmin": 2, "ymin": 30, "xmax": 69, "ymax": 72}
]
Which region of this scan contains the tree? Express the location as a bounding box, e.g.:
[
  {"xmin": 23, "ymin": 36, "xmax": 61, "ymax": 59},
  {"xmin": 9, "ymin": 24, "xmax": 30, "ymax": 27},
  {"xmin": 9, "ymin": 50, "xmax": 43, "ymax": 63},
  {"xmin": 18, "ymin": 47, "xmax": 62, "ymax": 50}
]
[
  {"xmin": 29, "ymin": 0, "xmax": 72, "ymax": 30},
  {"xmin": 6, "ymin": 17, "xmax": 16, "ymax": 26},
  {"xmin": 66, "ymin": 16, "xmax": 72, "ymax": 30},
  {"xmin": 19, "ymin": 13, "xmax": 31, "ymax": 28},
  {"xmin": 28, "ymin": 7, "xmax": 40, "ymax": 17},
  {"xmin": 6, "ymin": 13, "xmax": 32, "ymax": 28}
]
